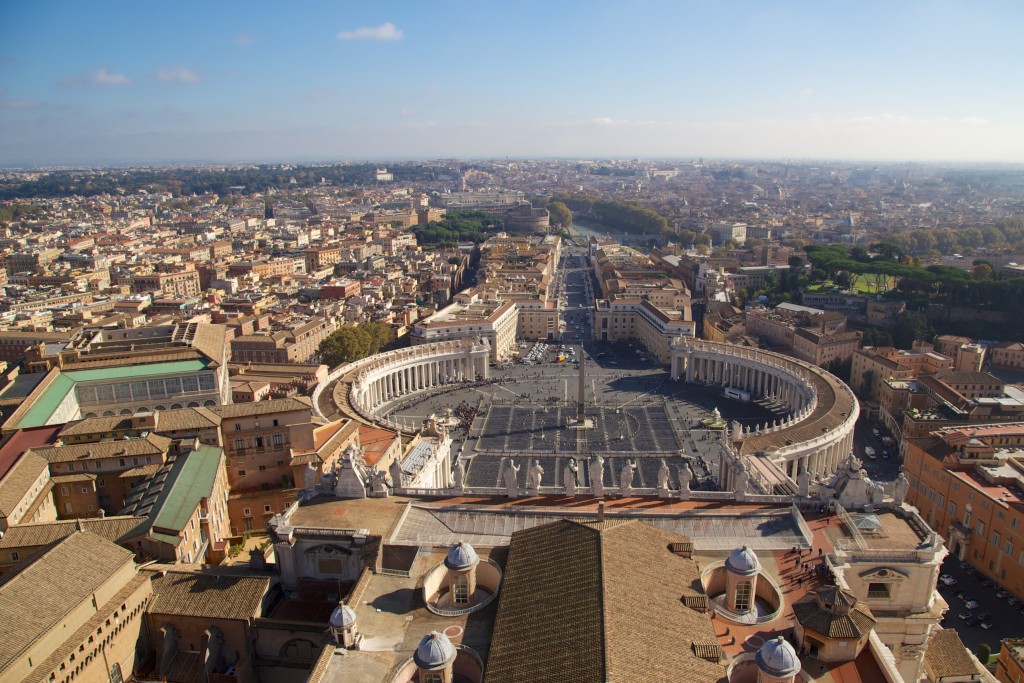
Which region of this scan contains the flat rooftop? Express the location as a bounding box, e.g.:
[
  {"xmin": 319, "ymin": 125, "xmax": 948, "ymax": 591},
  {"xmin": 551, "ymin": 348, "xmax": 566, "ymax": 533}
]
[{"xmin": 286, "ymin": 494, "xmax": 810, "ymax": 551}]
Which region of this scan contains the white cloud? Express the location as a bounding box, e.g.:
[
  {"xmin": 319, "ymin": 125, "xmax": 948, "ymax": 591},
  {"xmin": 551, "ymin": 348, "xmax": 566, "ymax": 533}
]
[
  {"xmin": 155, "ymin": 67, "xmax": 203, "ymax": 84},
  {"xmin": 800, "ymin": 87, "xmax": 814, "ymax": 97},
  {"xmin": 233, "ymin": 32, "xmax": 254, "ymax": 47},
  {"xmin": 337, "ymin": 22, "xmax": 404, "ymax": 41},
  {"xmin": 61, "ymin": 67, "xmax": 133, "ymax": 87}
]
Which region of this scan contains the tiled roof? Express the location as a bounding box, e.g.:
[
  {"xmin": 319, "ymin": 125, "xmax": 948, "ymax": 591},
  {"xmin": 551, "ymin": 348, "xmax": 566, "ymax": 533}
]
[
  {"xmin": 208, "ymin": 396, "xmax": 311, "ymax": 419},
  {"xmin": 148, "ymin": 570, "xmax": 269, "ymax": 620},
  {"xmin": 924, "ymin": 628, "xmax": 980, "ymax": 678},
  {"xmin": 792, "ymin": 587, "xmax": 876, "ymax": 639},
  {"xmin": 486, "ymin": 519, "xmax": 724, "ymax": 683},
  {"xmin": 0, "ymin": 531, "xmax": 134, "ymax": 675},
  {"xmin": 0, "ymin": 515, "xmax": 147, "ymax": 550},
  {"xmin": 0, "ymin": 451, "xmax": 49, "ymax": 517},
  {"xmin": 29, "ymin": 433, "xmax": 173, "ymax": 463}
]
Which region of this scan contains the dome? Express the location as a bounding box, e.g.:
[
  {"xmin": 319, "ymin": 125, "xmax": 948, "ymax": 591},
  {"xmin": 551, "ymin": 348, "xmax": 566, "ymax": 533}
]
[
  {"xmin": 413, "ymin": 631, "xmax": 457, "ymax": 670},
  {"xmin": 444, "ymin": 541, "xmax": 480, "ymax": 570},
  {"xmin": 756, "ymin": 636, "xmax": 801, "ymax": 677},
  {"xmin": 725, "ymin": 545, "xmax": 760, "ymax": 576},
  {"xmin": 329, "ymin": 604, "xmax": 356, "ymax": 629}
]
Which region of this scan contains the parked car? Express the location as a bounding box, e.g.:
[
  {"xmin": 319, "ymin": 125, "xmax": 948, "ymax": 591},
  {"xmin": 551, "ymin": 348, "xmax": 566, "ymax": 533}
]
[
  {"xmin": 1008, "ymin": 598, "xmax": 1020, "ymax": 608},
  {"xmin": 965, "ymin": 617, "xmax": 980, "ymax": 627},
  {"xmin": 939, "ymin": 574, "xmax": 958, "ymax": 586},
  {"xmin": 958, "ymin": 611, "xmax": 974, "ymax": 620},
  {"xmin": 996, "ymin": 589, "xmax": 1009, "ymax": 599},
  {"xmin": 955, "ymin": 591, "xmax": 967, "ymax": 600},
  {"xmin": 981, "ymin": 620, "xmax": 995, "ymax": 630},
  {"xmin": 965, "ymin": 600, "xmax": 980, "ymax": 610}
]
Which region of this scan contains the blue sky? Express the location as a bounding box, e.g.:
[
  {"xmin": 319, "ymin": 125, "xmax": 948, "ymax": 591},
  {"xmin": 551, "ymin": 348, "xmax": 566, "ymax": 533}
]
[{"xmin": 1, "ymin": 0, "xmax": 1022, "ymax": 165}]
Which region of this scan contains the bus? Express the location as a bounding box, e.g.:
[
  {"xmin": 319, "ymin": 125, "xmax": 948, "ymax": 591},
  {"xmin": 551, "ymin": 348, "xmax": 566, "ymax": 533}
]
[{"xmin": 724, "ymin": 387, "xmax": 751, "ymax": 403}]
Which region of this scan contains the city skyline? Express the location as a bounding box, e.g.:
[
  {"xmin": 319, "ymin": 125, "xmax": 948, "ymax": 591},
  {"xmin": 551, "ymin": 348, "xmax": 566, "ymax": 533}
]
[{"xmin": 2, "ymin": 0, "xmax": 1024, "ymax": 165}]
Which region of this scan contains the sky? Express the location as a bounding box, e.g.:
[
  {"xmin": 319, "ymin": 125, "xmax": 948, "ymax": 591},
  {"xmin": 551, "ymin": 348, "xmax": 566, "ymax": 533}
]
[{"xmin": 1, "ymin": 0, "xmax": 1023, "ymax": 166}]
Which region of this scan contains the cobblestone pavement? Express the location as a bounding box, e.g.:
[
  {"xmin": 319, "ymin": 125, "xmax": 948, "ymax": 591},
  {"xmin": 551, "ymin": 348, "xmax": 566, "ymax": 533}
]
[{"xmin": 390, "ymin": 340, "xmax": 783, "ymax": 490}]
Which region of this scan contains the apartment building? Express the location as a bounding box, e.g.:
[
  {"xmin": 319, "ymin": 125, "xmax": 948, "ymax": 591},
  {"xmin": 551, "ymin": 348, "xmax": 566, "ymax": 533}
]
[
  {"xmin": 229, "ymin": 316, "xmax": 334, "ymax": 364},
  {"xmin": 593, "ymin": 298, "xmax": 696, "ymax": 364},
  {"xmin": 993, "ymin": 342, "xmax": 1024, "ymax": 370},
  {"xmin": 130, "ymin": 268, "xmax": 202, "ymax": 298},
  {"xmin": 849, "ymin": 345, "xmax": 954, "ymax": 401},
  {"xmin": 903, "ymin": 423, "xmax": 1024, "ymax": 600},
  {"xmin": 411, "ymin": 299, "xmax": 518, "ymax": 362}
]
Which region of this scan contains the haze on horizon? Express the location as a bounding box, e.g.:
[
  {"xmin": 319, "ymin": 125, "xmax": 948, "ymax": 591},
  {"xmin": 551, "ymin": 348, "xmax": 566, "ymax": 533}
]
[{"xmin": 2, "ymin": 0, "xmax": 1023, "ymax": 167}]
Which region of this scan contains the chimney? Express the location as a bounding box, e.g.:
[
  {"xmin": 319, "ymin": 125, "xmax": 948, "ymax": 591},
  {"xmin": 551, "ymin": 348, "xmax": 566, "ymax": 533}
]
[{"xmin": 597, "ymin": 500, "xmax": 605, "ymax": 523}]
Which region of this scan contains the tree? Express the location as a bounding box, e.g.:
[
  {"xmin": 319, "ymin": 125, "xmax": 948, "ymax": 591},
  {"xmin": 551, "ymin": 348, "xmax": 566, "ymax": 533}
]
[
  {"xmin": 977, "ymin": 643, "xmax": 991, "ymax": 664},
  {"xmin": 546, "ymin": 201, "xmax": 573, "ymax": 228},
  {"xmin": 318, "ymin": 322, "xmax": 395, "ymax": 367},
  {"xmin": 892, "ymin": 312, "xmax": 932, "ymax": 349},
  {"xmin": 788, "ymin": 255, "xmax": 805, "ymax": 270},
  {"xmin": 972, "ymin": 262, "xmax": 993, "ymax": 280}
]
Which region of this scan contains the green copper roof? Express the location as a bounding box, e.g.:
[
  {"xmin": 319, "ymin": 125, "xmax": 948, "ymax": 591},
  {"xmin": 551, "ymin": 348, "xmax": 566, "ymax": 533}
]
[
  {"xmin": 14, "ymin": 359, "xmax": 209, "ymax": 429},
  {"xmin": 151, "ymin": 444, "xmax": 222, "ymax": 536}
]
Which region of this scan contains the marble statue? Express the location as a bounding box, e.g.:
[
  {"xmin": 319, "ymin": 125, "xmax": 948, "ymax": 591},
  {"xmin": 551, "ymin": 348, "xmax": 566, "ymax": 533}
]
[
  {"xmin": 894, "ymin": 469, "xmax": 910, "ymax": 505},
  {"xmin": 678, "ymin": 462, "xmax": 692, "ymax": 494},
  {"xmin": 564, "ymin": 459, "xmax": 577, "ymax": 497},
  {"xmin": 527, "ymin": 459, "xmax": 544, "ymax": 493},
  {"xmin": 389, "ymin": 458, "xmax": 404, "ymax": 488},
  {"xmin": 369, "ymin": 467, "xmax": 388, "ymax": 495},
  {"xmin": 590, "ymin": 455, "xmax": 605, "ymax": 497},
  {"xmin": 304, "ymin": 461, "xmax": 318, "ymax": 492},
  {"xmin": 869, "ymin": 480, "xmax": 885, "ymax": 505},
  {"xmin": 657, "ymin": 458, "xmax": 671, "ymax": 491},
  {"xmin": 504, "ymin": 459, "xmax": 520, "ymax": 498},
  {"xmin": 619, "ymin": 459, "xmax": 635, "ymax": 496},
  {"xmin": 797, "ymin": 466, "xmax": 810, "ymax": 498},
  {"xmin": 452, "ymin": 458, "xmax": 465, "ymax": 490},
  {"xmin": 734, "ymin": 465, "xmax": 749, "ymax": 495}
]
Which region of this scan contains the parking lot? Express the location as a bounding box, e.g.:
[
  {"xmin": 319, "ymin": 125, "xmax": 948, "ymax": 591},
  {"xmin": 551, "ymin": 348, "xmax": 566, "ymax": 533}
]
[{"xmin": 936, "ymin": 555, "xmax": 1022, "ymax": 656}]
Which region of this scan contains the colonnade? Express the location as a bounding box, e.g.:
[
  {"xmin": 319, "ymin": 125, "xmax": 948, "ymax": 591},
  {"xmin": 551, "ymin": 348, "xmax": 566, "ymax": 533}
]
[
  {"xmin": 677, "ymin": 353, "xmax": 810, "ymax": 414},
  {"xmin": 360, "ymin": 354, "xmax": 486, "ymax": 409},
  {"xmin": 671, "ymin": 337, "xmax": 859, "ymax": 484},
  {"xmin": 346, "ymin": 340, "xmax": 491, "ymax": 417}
]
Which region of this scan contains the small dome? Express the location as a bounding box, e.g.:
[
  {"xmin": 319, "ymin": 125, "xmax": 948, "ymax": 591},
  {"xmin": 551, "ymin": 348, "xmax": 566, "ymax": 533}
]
[
  {"xmin": 725, "ymin": 545, "xmax": 760, "ymax": 576},
  {"xmin": 329, "ymin": 604, "xmax": 356, "ymax": 628},
  {"xmin": 413, "ymin": 631, "xmax": 457, "ymax": 670},
  {"xmin": 756, "ymin": 636, "xmax": 801, "ymax": 676},
  {"xmin": 445, "ymin": 541, "xmax": 480, "ymax": 570}
]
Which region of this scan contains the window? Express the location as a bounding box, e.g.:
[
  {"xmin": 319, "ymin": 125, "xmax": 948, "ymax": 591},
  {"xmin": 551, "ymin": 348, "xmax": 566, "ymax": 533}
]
[
  {"xmin": 97, "ymin": 478, "xmax": 105, "ymax": 489},
  {"xmin": 235, "ymin": 438, "xmax": 243, "ymax": 450},
  {"xmin": 1013, "ymin": 517, "xmax": 1019, "ymax": 529},
  {"xmin": 994, "ymin": 532, "xmax": 1001, "ymax": 547},
  {"xmin": 734, "ymin": 581, "xmax": 753, "ymax": 611},
  {"xmin": 237, "ymin": 469, "xmax": 245, "ymax": 477},
  {"xmin": 264, "ymin": 505, "xmax": 271, "ymax": 513},
  {"xmin": 119, "ymin": 458, "xmax": 126, "ymax": 467},
  {"xmin": 977, "ymin": 522, "xmax": 985, "ymax": 535},
  {"xmin": 61, "ymin": 487, "xmax": 69, "ymax": 496},
  {"xmin": 243, "ymin": 507, "xmax": 251, "ymax": 516},
  {"xmin": 867, "ymin": 583, "xmax": 892, "ymax": 599},
  {"xmin": 235, "ymin": 423, "xmax": 241, "ymax": 432},
  {"xmin": 1006, "ymin": 541, "xmax": 1014, "ymax": 556},
  {"xmin": 258, "ymin": 465, "xmax": 266, "ymax": 471},
  {"xmin": 10, "ymin": 552, "xmax": 18, "ymax": 561},
  {"xmin": 273, "ymin": 433, "xmax": 282, "ymax": 447},
  {"xmin": 453, "ymin": 574, "xmax": 470, "ymax": 605},
  {"xmin": 273, "ymin": 419, "xmax": 279, "ymax": 427}
]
